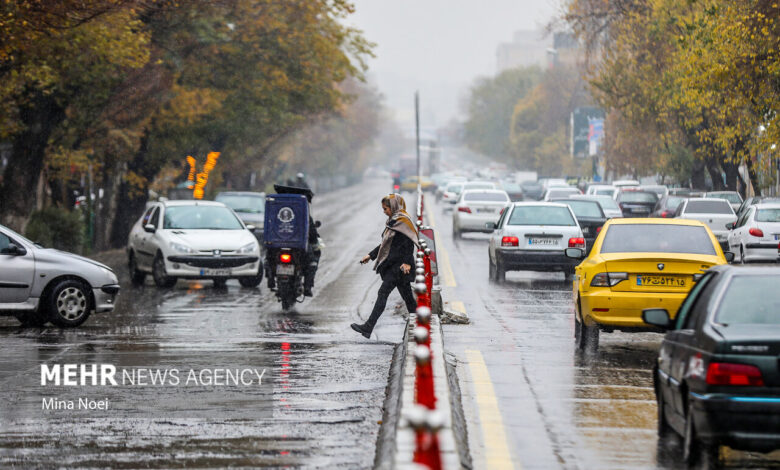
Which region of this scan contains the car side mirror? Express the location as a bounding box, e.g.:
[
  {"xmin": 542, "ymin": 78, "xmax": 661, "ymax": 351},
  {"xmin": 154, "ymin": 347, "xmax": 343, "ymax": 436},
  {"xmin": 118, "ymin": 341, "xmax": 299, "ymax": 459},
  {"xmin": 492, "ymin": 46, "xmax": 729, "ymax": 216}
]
[
  {"xmin": 564, "ymin": 248, "xmax": 584, "ymax": 259},
  {"xmin": 246, "ymin": 225, "xmax": 256, "ymax": 232},
  {"xmin": 724, "ymin": 251, "xmax": 735, "ymax": 263},
  {"xmin": 725, "ymin": 222, "xmax": 735, "ymax": 230},
  {"xmin": 315, "ymin": 220, "xmax": 321, "ymax": 228},
  {"xmin": 485, "ymin": 222, "xmax": 496, "ymax": 231},
  {"xmin": 0, "ymin": 244, "xmax": 26, "ymax": 256},
  {"xmin": 642, "ymin": 308, "xmax": 672, "ymax": 329},
  {"xmin": 143, "ymin": 224, "xmax": 156, "ymax": 233}
]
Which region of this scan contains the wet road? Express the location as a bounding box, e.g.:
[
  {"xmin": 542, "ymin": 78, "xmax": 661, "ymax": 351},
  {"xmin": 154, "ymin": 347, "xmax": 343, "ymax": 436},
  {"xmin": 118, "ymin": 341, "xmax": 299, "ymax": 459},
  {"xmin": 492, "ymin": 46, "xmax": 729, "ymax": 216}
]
[
  {"xmin": 428, "ymin": 197, "xmax": 780, "ymax": 470},
  {"xmin": 0, "ymin": 181, "xmax": 407, "ymax": 469}
]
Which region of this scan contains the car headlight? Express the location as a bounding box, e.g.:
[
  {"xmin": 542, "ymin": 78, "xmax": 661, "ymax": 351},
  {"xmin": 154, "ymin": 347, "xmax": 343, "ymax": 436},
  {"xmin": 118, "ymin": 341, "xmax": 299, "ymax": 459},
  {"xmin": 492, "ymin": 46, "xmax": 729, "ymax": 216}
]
[
  {"xmin": 237, "ymin": 242, "xmax": 258, "ymax": 254},
  {"xmin": 170, "ymin": 241, "xmax": 196, "ymax": 253}
]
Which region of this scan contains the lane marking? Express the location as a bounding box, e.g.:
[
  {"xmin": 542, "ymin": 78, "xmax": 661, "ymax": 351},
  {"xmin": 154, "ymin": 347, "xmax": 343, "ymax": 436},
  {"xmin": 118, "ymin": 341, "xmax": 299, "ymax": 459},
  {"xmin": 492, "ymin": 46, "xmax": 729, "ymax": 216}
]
[
  {"xmin": 450, "ymin": 300, "xmax": 466, "ymax": 315},
  {"xmin": 425, "ymin": 205, "xmax": 457, "ymax": 287},
  {"xmin": 465, "ymin": 349, "xmax": 516, "ymax": 470}
]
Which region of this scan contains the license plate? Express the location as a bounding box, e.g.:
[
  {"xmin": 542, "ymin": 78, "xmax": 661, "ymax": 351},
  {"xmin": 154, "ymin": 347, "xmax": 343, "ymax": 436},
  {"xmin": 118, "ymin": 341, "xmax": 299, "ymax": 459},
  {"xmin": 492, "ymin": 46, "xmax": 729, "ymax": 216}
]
[
  {"xmin": 476, "ymin": 208, "xmax": 494, "ymax": 213},
  {"xmin": 200, "ymin": 268, "xmax": 231, "ymax": 276},
  {"xmin": 276, "ymin": 264, "xmax": 295, "ymax": 276},
  {"xmin": 636, "ymin": 275, "xmax": 685, "ymax": 287},
  {"xmin": 528, "ymin": 237, "xmax": 557, "ymax": 246},
  {"xmin": 632, "ymin": 207, "xmax": 649, "ymax": 213}
]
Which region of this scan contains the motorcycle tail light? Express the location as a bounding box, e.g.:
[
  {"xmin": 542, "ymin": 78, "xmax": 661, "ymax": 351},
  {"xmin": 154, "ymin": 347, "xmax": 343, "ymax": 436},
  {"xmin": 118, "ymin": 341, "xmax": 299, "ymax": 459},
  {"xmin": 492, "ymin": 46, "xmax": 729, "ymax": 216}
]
[{"xmin": 280, "ymin": 253, "xmax": 292, "ymax": 263}]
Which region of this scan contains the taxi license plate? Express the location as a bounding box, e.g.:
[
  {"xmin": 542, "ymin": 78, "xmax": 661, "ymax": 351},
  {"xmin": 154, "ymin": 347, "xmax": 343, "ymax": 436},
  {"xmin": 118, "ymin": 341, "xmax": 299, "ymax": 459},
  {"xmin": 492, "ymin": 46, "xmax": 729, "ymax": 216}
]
[
  {"xmin": 200, "ymin": 268, "xmax": 231, "ymax": 276},
  {"xmin": 636, "ymin": 275, "xmax": 685, "ymax": 287},
  {"xmin": 528, "ymin": 237, "xmax": 556, "ymax": 246},
  {"xmin": 276, "ymin": 264, "xmax": 295, "ymax": 275}
]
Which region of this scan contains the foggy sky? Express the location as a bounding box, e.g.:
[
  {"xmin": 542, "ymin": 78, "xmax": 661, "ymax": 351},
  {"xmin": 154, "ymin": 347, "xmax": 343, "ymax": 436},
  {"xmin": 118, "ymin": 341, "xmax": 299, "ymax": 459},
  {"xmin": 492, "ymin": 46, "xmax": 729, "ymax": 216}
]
[{"xmin": 349, "ymin": 0, "xmax": 559, "ymax": 130}]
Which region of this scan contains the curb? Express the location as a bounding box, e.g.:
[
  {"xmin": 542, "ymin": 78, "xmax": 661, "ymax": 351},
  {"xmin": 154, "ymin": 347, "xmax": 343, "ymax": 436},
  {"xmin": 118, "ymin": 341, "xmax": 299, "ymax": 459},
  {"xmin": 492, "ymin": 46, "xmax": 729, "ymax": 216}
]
[{"xmin": 394, "ymin": 313, "xmax": 461, "ymax": 469}]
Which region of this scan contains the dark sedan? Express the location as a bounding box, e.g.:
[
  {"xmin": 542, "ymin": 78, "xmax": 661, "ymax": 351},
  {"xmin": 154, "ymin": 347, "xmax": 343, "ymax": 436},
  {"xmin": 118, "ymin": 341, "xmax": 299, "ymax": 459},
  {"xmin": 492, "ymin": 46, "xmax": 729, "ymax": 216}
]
[
  {"xmin": 556, "ymin": 199, "xmax": 606, "ymax": 256},
  {"xmin": 643, "ymin": 265, "xmax": 780, "ymax": 465},
  {"xmin": 651, "ymin": 194, "xmax": 688, "ymax": 218},
  {"xmin": 616, "ymin": 190, "xmax": 658, "ymax": 217}
]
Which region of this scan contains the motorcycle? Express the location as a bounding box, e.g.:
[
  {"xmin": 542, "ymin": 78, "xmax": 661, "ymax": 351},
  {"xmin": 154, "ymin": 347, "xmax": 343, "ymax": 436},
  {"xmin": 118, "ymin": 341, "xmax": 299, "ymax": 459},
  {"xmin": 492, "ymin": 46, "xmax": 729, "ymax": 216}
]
[{"xmin": 264, "ymin": 185, "xmax": 319, "ymax": 311}]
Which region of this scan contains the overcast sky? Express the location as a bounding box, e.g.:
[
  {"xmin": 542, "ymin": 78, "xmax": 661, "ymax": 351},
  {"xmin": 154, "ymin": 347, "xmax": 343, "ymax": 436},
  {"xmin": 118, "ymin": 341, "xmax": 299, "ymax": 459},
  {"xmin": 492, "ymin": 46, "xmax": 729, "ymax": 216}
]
[{"xmin": 348, "ymin": 0, "xmax": 559, "ymax": 130}]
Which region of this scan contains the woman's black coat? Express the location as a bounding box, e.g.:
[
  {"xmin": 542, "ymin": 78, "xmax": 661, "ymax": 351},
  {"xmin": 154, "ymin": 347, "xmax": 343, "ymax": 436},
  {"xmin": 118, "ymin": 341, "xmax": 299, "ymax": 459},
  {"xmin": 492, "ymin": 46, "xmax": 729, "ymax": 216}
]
[{"xmin": 369, "ymin": 232, "xmax": 416, "ymax": 283}]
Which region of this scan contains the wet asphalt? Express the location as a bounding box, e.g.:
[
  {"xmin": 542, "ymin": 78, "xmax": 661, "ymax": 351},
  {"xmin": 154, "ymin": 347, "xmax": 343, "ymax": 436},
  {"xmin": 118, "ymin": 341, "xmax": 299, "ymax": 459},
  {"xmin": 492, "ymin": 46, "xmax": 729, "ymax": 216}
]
[
  {"xmin": 2, "ymin": 181, "xmax": 779, "ymax": 469},
  {"xmin": 429, "ymin": 197, "xmax": 780, "ymax": 470},
  {"xmin": 0, "ymin": 181, "xmax": 408, "ymax": 469}
]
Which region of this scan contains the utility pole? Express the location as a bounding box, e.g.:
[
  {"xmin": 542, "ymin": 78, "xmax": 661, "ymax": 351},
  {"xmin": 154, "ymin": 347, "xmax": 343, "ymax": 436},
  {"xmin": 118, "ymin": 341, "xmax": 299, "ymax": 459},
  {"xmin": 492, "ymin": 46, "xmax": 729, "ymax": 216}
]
[{"xmin": 415, "ymin": 91, "xmax": 421, "ymax": 181}]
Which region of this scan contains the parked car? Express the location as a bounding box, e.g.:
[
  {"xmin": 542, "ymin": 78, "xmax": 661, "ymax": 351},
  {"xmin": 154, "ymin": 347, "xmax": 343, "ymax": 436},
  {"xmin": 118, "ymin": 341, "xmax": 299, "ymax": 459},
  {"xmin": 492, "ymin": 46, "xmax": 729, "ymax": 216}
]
[
  {"xmin": 571, "ymin": 194, "xmax": 623, "ymax": 219},
  {"xmin": 557, "ymin": 199, "xmax": 607, "ymax": 256},
  {"xmin": 542, "ymin": 186, "xmax": 582, "ymax": 201},
  {"xmin": 616, "ymin": 190, "xmax": 658, "ymax": 217},
  {"xmin": 127, "ymin": 200, "xmax": 263, "ymax": 288},
  {"xmin": 566, "ymin": 218, "xmax": 733, "ymax": 352},
  {"xmin": 0, "ymin": 224, "xmax": 119, "ymax": 327},
  {"xmin": 651, "ymin": 194, "xmax": 688, "ymax": 218},
  {"xmin": 640, "ymin": 184, "xmax": 669, "ymax": 199},
  {"xmin": 643, "ymin": 265, "xmax": 780, "ymax": 464},
  {"xmin": 452, "ymin": 189, "xmax": 510, "ymax": 238},
  {"xmin": 486, "ymin": 202, "xmax": 584, "ymax": 281},
  {"xmin": 704, "ymin": 190, "xmax": 743, "ymax": 212},
  {"xmin": 675, "ymin": 197, "xmax": 736, "ymax": 251},
  {"xmin": 215, "ymin": 191, "xmax": 265, "ymax": 245},
  {"xmin": 726, "ymin": 202, "xmax": 780, "ymax": 263}
]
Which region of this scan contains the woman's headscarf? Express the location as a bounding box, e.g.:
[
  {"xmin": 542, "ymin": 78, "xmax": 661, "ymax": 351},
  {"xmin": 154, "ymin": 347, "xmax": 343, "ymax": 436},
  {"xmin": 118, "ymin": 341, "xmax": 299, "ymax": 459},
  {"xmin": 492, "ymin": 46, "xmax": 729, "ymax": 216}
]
[{"xmin": 374, "ymin": 193, "xmax": 419, "ymax": 271}]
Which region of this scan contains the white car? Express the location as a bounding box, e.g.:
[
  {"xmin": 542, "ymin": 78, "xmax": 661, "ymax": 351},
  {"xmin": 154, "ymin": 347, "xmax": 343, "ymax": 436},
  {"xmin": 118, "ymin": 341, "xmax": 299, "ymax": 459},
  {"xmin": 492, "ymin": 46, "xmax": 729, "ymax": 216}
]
[
  {"xmin": 727, "ymin": 203, "xmax": 780, "ymax": 263},
  {"xmin": 486, "ymin": 202, "xmax": 584, "ymax": 281},
  {"xmin": 0, "ymin": 224, "xmax": 119, "ymax": 327},
  {"xmin": 675, "ymin": 197, "xmax": 737, "ymax": 250},
  {"xmin": 704, "ymin": 190, "xmax": 743, "ymax": 213},
  {"xmin": 613, "ymin": 179, "xmax": 641, "ymax": 188},
  {"xmin": 452, "ymin": 189, "xmax": 510, "ymax": 238},
  {"xmin": 127, "ymin": 200, "xmax": 263, "ymax": 288},
  {"xmin": 585, "ymin": 184, "xmax": 617, "ymax": 198},
  {"xmin": 542, "ymin": 186, "xmax": 582, "ymax": 201},
  {"xmin": 441, "ymin": 182, "xmax": 465, "ymax": 205}
]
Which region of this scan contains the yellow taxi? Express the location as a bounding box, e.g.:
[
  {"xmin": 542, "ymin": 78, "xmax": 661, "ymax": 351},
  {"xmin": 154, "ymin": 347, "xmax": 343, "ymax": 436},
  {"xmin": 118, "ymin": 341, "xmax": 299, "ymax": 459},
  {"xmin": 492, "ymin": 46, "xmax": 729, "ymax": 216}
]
[
  {"xmin": 400, "ymin": 176, "xmax": 435, "ymax": 192},
  {"xmin": 565, "ymin": 218, "xmax": 733, "ymax": 351}
]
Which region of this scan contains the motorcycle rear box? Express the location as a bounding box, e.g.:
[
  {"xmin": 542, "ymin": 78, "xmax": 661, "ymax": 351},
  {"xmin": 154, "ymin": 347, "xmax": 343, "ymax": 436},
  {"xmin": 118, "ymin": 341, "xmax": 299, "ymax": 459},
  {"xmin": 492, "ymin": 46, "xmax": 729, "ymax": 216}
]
[{"xmin": 263, "ymin": 194, "xmax": 310, "ymax": 251}]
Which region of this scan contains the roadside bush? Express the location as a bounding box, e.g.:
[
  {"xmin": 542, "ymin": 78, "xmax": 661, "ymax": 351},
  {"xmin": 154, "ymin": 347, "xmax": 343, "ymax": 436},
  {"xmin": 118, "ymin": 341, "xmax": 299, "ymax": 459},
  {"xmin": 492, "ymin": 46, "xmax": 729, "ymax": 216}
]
[{"xmin": 25, "ymin": 207, "xmax": 85, "ymax": 253}]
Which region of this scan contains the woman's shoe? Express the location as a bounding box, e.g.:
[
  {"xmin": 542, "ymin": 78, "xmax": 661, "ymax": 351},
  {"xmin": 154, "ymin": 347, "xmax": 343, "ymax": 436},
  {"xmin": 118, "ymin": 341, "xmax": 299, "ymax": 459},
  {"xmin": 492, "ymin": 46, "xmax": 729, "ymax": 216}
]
[{"xmin": 350, "ymin": 323, "xmax": 371, "ymax": 339}]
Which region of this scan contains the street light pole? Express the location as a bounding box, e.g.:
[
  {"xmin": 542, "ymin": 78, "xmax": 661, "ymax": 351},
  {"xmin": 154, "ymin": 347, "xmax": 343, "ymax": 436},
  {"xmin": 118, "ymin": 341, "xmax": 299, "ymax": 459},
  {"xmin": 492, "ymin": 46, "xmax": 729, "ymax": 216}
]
[{"xmin": 415, "ymin": 91, "xmax": 421, "ymax": 181}]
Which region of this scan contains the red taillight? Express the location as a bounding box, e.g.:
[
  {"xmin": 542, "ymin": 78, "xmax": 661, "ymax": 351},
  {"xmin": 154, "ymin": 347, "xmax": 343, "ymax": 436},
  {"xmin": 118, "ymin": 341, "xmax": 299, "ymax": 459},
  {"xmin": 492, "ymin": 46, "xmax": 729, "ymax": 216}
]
[
  {"xmin": 661, "ymin": 210, "xmax": 672, "ymax": 218},
  {"xmin": 443, "ymin": 193, "xmax": 449, "ymax": 198},
  {"xmin": 568, "ymin": 237, "xmax": 585, "ymax": 249},
  {"xmin": 706, "ymin": 362, "xmax": 764, "ymax": 386},
  {"xmin": 748, "ymin": 227, "xmax": 764, "ymax": 237},
  {"xmin": 458, "ymin": 206, "xmax": 472, "ymax": 213},
  {"xmin": 280, "ymin": 253, "xmax": 292, "ymax": 263},
  {"xmin": 501, "ymin": 236, "xmax": 519, "ymax": 246},
  {"xmin": 596, "ymin": 226, "xmax": 602, "ymax": 233}
]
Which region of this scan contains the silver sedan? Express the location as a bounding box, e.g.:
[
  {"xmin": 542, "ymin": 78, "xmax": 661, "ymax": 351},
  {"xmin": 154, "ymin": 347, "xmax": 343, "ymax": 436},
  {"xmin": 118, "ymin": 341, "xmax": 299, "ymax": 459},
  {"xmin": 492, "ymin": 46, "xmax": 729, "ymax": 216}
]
[{"xmin": 0, "ymin": 224, "xmax": 119, "ymax": 327}]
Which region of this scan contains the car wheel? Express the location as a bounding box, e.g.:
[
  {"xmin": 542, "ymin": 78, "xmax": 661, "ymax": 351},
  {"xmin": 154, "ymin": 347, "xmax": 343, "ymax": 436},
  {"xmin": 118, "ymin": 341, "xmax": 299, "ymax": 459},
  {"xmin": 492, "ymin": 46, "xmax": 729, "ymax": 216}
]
[
  {"xmin": 683, "ymin": 401, "xmax": 718, "ymax": 465},
  {"xmin": 739, "ymin": 246, "xmax": 746, "ymax": 264},
  {"xmin": 152, "ymin": 253, "xmax": 176, "ymax": 288},
  {"xmin": 16, "ymin": 311, "xmax": 48, "ymax": 327},
  {"xmin": 239, "ymin": 276, "xmax": 263, "ymax": 288},
  {"xmin": 452, "ymin": 224, "xmax": 460, "ymax": 239},
  {"xmin": 46, "ymin": 279, "xmax": 92, "ymax": 327},
  {"xmin": 212, "ymin": 278, "xmax": 227, "ymax": 288},
  {"xmin": 128, "ymin": 252, "xmax": 146, "ymax": 286},
  {"xmin": 576, "ymin": 306, "xmax": 599, "ymax": 353},
  {"xmin": 488, "ymin": 255, "xmax": 496, "ymax": 282},
  {"xmin": 495, "ymin": 255, "xmax": 506, "ymax": 283},
  {"xmin": 656, "ymin": 372, "xmax": 672, "ymax": 437}
]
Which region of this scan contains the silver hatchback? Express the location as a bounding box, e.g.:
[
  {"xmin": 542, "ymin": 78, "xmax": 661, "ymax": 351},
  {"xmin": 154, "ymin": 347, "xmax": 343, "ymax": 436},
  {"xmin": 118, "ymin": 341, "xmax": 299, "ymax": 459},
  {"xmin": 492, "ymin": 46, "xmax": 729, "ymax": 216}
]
[{"xmin": 0, "ymin": 224, "xmax": 119, "ymax": 327}]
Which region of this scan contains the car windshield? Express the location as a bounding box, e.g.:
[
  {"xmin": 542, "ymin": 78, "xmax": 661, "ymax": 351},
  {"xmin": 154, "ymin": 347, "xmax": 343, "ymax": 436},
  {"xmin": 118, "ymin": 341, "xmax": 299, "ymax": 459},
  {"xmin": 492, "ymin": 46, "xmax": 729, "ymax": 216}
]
[
  {"xmin": 508, "ymin": 206, "xmax": 576, "ymax": 226},
  {"xmin": 665, "ymin": 196, "xmax": 686, "ymax": 209},
  {"xmin": 501, "ymin": 183, "xmax": 521, "ymax": 192},
  {"xmin": 549, "ymin": 189, "xmax": 578, "ymax": 197},
  {"xmin": 756, "ymin": 208, "xmax": 780, "ymax": 222},
  {"xmin": 163, "ymin": 205, "xmax": 244, "ymax": 230},
  {"xmin": 709, "ymin": 193, "xmax": 742, "ymax": 204},
  {"xmin": 715, "ymin": 275, "xmax": 780, "ymax": 325},
  {"xmin": 464, "ymin": 192, "xmax": 509, "ymax": 202},
  {"xmin": 600, "ymin": 224, "xmax": 717, "ymax": 255},
  {"xmin": 464, "ymin": 183, "xmax": 494, "ymax": 191},
  {"xmin": 563, "ymin": 201, "xmax": 603, "ymax": 218},
  {"xmin": 215, "ymin": 195, "xmax": 265, "ymax": 214},
  {"xmin": 618, "ymin": 191, "xmax": 657, "ymax": 203},
  {"xmin": 684, "ymin": 200, "xmax": 733, "ymax": 214},
  {"xmin": 590, "ymin": 197, "xmax": 620, "ymax": 211},
  {"xmin": 594, "ymin": 188, "xmax": 616, "ymax": 196},
  {"xmin": 447, "ymin": 183, "xmax": 464, "ymax": 193}
]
